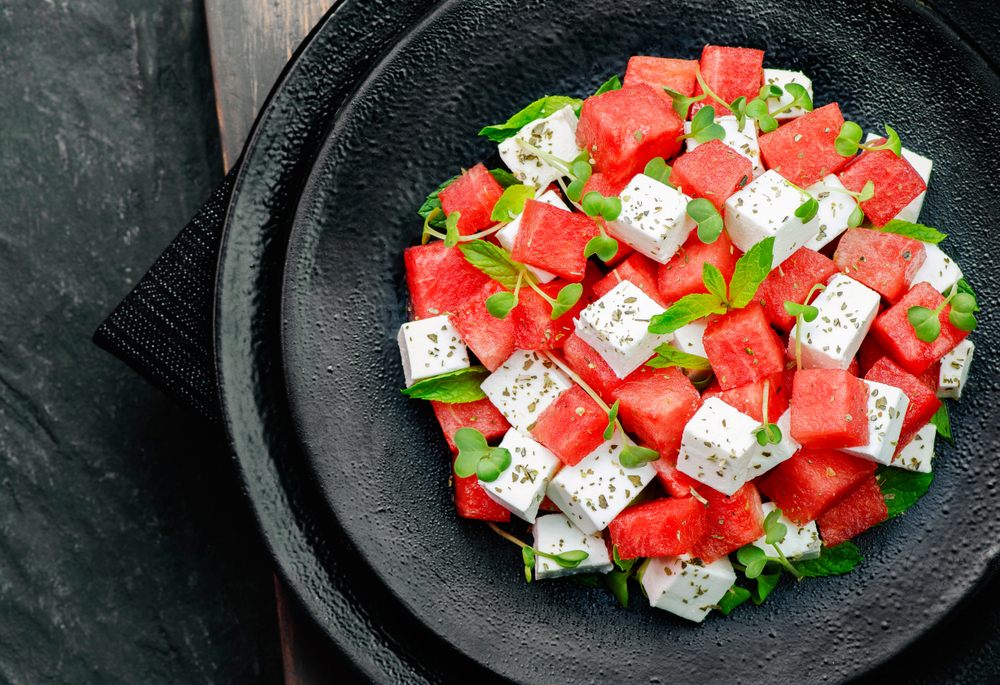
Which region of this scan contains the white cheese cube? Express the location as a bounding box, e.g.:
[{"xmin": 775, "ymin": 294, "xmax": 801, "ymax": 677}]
[
  {"xmin": 397, "ymin": 316, "xmax": 469, "ymax": 387},
  {"xmin": 804, "ymin": 174, "xmax": 858, "ymax": 251},
  {"xmin": 840, "ymin": 380, "xmax": 910, "ymax": 466},
  {"xmin": 751, "ymin": 502, "xmax": 821, "ymax": 561},
  {"xmin": 787, "ymin": 274, "xmax": 880, "ymax": 370},
  {"xmin": 683, "ymin": 115, "xmax": 763, "ymax": 178},
  {"xmin": 531, "ymin": 513, "xmax": 614, "ymax": 579},
  {"xmin": 865, "ymin": 133, "xmax": 932, "ymax": 224},
  {"xmin": 762, "ymin": 69, "xmax": 814, "ymax": 120},
  {"xmin": 498, "ymin": 105, "xmax": 583, "ymax": 192},
  {"xmin": 937, "ymin": 339, "xmax": 974, "ymax": 400},
  {"xmin": 641, "ymin": 554, "xmax": 736, "ymax": 623},
  {"xmin": 892, "ymin": 422, "xmax": 936, "ymax": 473},
  {"xmin": 611, "ymin": 174, "xmax": 697, "ymax": 264},
  {"xmin": 676, "ymin": 397, "xmax": 761, "ymax": 496},
  {"xmin": 724, "ymin": 170, "xmax": 820, "ymax": 270},
  {"xmin": 574, "ymin": 280, "xmax": 670, "ymax": 379},
  {"xmin": 480, "ymin": 350, "xmax": 572, "ymax": 433},
  {"xmin": 495, "ymin": 189, "xmax": 566, "ymax": 284},
  {"xmin": 481, "ymin": 430, "xmax": 562, "ymax": 523},
  {"xmin": 669, "ymin": 317, "xmax": 708, "ymax": 358},
  {"xmin": 747, "ymin": 408, "xmax": 799, "ymax": 478},
  {"xmin": 912, "ymin": 242, "xmax": 963, "ymax": 295},
  {"xmin": 545, "ymin": 431, "xmax": 657, "ymax": 535}
]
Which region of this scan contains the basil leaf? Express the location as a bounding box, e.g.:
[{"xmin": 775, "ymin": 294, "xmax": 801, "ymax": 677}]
[
  {"xmin": 647, "ymin": 293, "xmax": 727, "ymax": 335},
  {"xmin": 717, "ymin": 585, "xmax": 752, "ymax": 616},
  {"xmin": 489, "ymin": 168, "xmax": 520, "ymax": 188},
  {"xmin": 728, "ymin": 237, "xmax": 775, "ymax": 309},
  {"xmin": 479, "ymin": 95, "xmax": 584, "ymax": 143},
  {"xmin": 401, "ymin": 366, "xmax": 491, "ymax": 403},
  {"xmin": 876, "ymin": 465, "xmax": 933, "ymax": 520},
  {"xmin": 645, "ymin": 343, "xmax": 712, "ymax": 371},
  {"xmin": 417, "ymin": 175, "xmax": 458, "ymax": 228},
  {"xmin": 702, "ymin": 262, "xmax": 729, "ymax": 304},
  {"xmin": 457, "ymin": 240, "xmax": 524, "ymax": 290},
  {"xmin": 793, "ymin": 541, "xmax": 863, "ymax": 577},
  {"xmin": 593, "ymin": 75, "xmax": 622, "ymax": 97},
  {"xmin": 930, "ymin": 403, "xmax": 953, "ymax": 444},
  {"xmin": 490, "ymin": 184, "xmax": 535, "ymax": 222},
  {"xmin": 878, "ymin": 219, "xmax": 947, "ymax": 244}
]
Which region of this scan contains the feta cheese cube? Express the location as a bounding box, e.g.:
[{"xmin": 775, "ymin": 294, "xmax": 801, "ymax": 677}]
[
  {"xmin": 676, "ymin": 397, "xmax": 761, "ymax": 496},
  {"xmin": 641, "ymin": 554, "xmax": 736, "ymax": 623},
  {"xmin": 804, "ymin": 174, "xmax": 858, "ymax": 251},
  {"xmin": 787, "ymin": 274, "xmax": 880, "ymax": 370},
  {"xmin": 840, "ymin": 380, "xmax": 910, "ymax": 466},
  {"xmin": 684, "ymin": 115, "xmax": 763, "ymax": 177},
  {"xmin": 531, "ymin": 513, "xmax": 613, "ymax": 579},
  {"xmin": 751, "ymin": 502, "xmax": 822, "ymax": 560},
  {"xmin": 481, "ymin": 430, "xmax": 562, "ymax": 523},
  {"xmin": 865, "ymin": 133, "xmax": 932, "ymax": 224},
  {"xmin": 574, "ymin": 280, "xmax": 670, "ymax": 379},
  {"xmin": 724, "ymin": 170, "xmax": 821, "ymax": 269},
  {"xmin": 498, "ymin": 106, "xmax": 583, "ymax": 192},
  {"xmin": 747, "ymin": 408, "xmax": 799, "ymax": 478},
  {"xmin": 937, "ymin": 339, "xmax": 974, "ymax": 400},
  {"xmin": 397, "ymin": 316, "xmax": 469, "ymax": 387},
  {"xmin": 480, "ymin": 350, "xmax": 572, "ymax": 433},
  {"xmin": 669, "ymin": 317, "xmax": 708, "ymax": 358},
  {"xmin": 762, "ymin": 69, "xmax": 814, "ymax": 120},
  {"xmin": 892, "ymin": 422, "xmax": 936, "ymax": 473},
  {"xmin": 545, "ymin": 431, "xmax": 657, "ymax": 535},
  {"xmin": 495, "ymin": 189, "xmax": 566, "ymax": 284},
  {"xmin": 912, "ymin": 242, "xmax": 963, "ymax": 295},
  {"xmin": 611, "ymin": 174, "xmax": 697, "ymax": 264}
]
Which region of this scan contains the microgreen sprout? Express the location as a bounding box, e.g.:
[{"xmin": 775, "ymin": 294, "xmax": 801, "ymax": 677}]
[
  {"xmin": 643, "ymin": 157, "xmax": 674, "ymax": 187},
  {"xmin": 565, "ymin": 156, "xmax": 594, "ymax": 203},
  {"xmin": 676, "ymin": 105, "xmax": 726, "ymax": 144},
  {"xmin": 485, "ymin": 521, "xmax": 589, "ymax": 583},
  {"xmin": 453, "ymin": 428, "xmax": 512, "ymax": 482},
  {"xmin": 686, "ymin": 198, "xmax": 725, "ymax": 244},
  {"xmin": 794, "ymin": 195, "xmax": 819, "ymax": 223},
  {"xmin": 753, "ymin": 379, "xmax": 782, "ymax": 446},
  {"xmin": 907, "ymin": 287, "xmax": 978, "ymax": 342},
  {"xmin": 604, "ymin": 399, "xmax": 620, "ymax": 440},
  {"xmin": 422, "ymin": 209, "xmax": 510, "ymax": 246},
  {"xmin": 735, "ymin": 508, "xmax": 803, "ymax": 583},
  {"xmin": 748, "ymin": 82, "xmax": 813, "ymax": 134},
  {"xmin": 785, "ymin": 283, "xmax": 826, "ymax": 370},
  {"xmin": 663, "ymin": 87, "xmax": 706, "ymax": 120},
  {"xmin": 745, "ymin": 96, "xmax": 777, "ymax": 133},
  {"xmin": 835, "ymin": 122, "xmax": 902, "ymax": 157},
  {"xmin": 581, "ymin": 190, "xmax": 623, "ymax": 262},
  {"xmin": 693, "ymin": 65, "xmax": 749, "ymax": 131}
]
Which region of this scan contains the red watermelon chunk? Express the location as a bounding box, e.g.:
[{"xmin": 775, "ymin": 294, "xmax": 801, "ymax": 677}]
[
  {"xmin": 582, "ymin": 173, "xmax": 635, "ymax": 267},
  {"xmin": 817, "ymin": 474, "xmax": 887, "ymax": 547},
  {"xmin": 432, "ymin": 398, "xmax": 511, "ymax": 453},
  {"xmin": 839, "ymin": 140, "xmax": 927, "ymax": 228},
  {"xmin": 576, "ymin": 83, "xmax": 685, "ymax": 187},
  {"xmin": 790, "ymin": 369, "xmax": 869, "ymax": 449},
  {"xmin": 611, "ymin": 366, "xmax": 702, "ymax": 458},
  {"xmin": 438, "ymin": 163, "xmax": 505, "ymax": 236},
  {"xmin": 703, "ymin": 303, "xmax": 786, "ymax": 390},
  {"xmin": 404, "ymin": 241, "xmax": 491, "ymax": 320},
  {"xmin": 689, "ymin": 482, "xmax": 765, "ymax": 564},
  {"xmin": 917, "ymin": 362, "xmax": 940, "ymax": 393},
  {"xmin": 669, "ymin": 139, "xmax": 753, "ymax": 212},
  {"xmin": 512, "ymin": 263, "xmax": 601, "ymax": 350},
  {"xmin": 692, "ymin": 45, "xmax": 764, "ymax": 118},
  {"xmin": 754, "ymin": 247, "xmax": 839, "ymax": 332},
  {"xmin": 624, "ymin": 56, "xmax": 699, "ymax": 115},
  {"xmin": 864, "ymin": 356, "xmax": 942, "ymax": 453},
  {"xmin": 594, "ymin": 252, "xmax": 668, "ymax": 307},
  {"xmin": 857, "ymin": 335, "xmax": 887, "ymax": 377},
  {"xmin": 758, "ymin": 103, "xmax": 854, "ymax": 188},
  {"xmin": 609, "ymin": 497, "xmax": 709, "ymax": 559},
  {"xmin": 452, "ymin": 454, "xmax": 511, "ymax": 522},
  {"xmin": 450, "ymin": 280, "xmax": 515, "ymax": 371},
  {"xmin": 717, "ymin": 372, "xmax": 789, "ymax": 424},
  {"xmin": 561, "ymin": 332, "xmax": 624, "ymax": 403},
  {"xmin": 833, "ymin": 227, "xmax": 926, "ymax": 303},
  {"xmin": 869, "ymin": 282, "xmax": 969, "ymax": 376},
  {"xmin": 657, "ymin": 230, "xmax": 742, "ymax": 305},
  {"xmin": 530, "ymin": 385, "xmax": 608, "ymax": 466},
  {"xmin": 757, "ymin": 448, "xmax": 877, "ymax": 525},
  {"xmin": 511, "ymin": 200, "xmax": 596, "ymax": 282},
  {"xmin": 651, "ymin": 453, "xmax": 705, "ymax": 498}
]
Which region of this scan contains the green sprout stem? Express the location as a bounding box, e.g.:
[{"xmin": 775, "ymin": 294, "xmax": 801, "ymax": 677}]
[
  {"xmin": 694, "ymin": 65, "xmax": 733, "ymax": 118},
  {"xmin": 422, "ymin": 207, "xmax": 509, "ymax": 243},
  {"xmin": 770, "ymin": 542, "xmax": 804, "ymax": 580},
  {"xmin": 760, "ymin": 380, "xmax": 776, "ymax": 442},
  {"xmin": 794, "ymin": 283, "xmax": 827, "ymax": 370},
  {"xmin": 515, "ymin": 139, "xmax": 576, "ymax": 178},
  {"xmin": 486, "ymin": 521, "xmax": 588, "ymax": 567},
  {"xmin": 557, "ymin": 177, "xmax": 585, "ymax": 212},
  {"xmin": 524, "ymin": 271, "xmax": 561, "ymax": 308},
  {"xmin": 808, "ymin": 183, "xmax": 871, "ymax": 202}
]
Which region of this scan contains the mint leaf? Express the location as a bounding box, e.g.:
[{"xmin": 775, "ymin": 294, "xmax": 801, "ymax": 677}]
[
  {"xmin": 457, "ymin": 240, "xmax": 524, "ymax": 290},
  {"xmin": 604, "ymin": 569, "xmax": 630, "ymax": 607},
  {"xmin": 479, "ymin": 96, "xmax": 584, "ymax": 143},
  {"xmin": 878, "ymin": 219, "xmax": 947, "ymax": 244},
  {"xmin": 567, "ymin": 573, "xmax": 604, "ymax": 589},
  {"xmin": 612, "ymin": 545, "xmax": 637, "ymax": 572},
  {"xmin": 702, "ymin": 262, "xmax": 729, "ymax": 304},
  {"xmin": 728, "ymin": 237, "xmax": 775, "ymax": 309},
  {"xmin": 647, "ymin": 293, "xmax": 727, "ymax": 335},
  {"xmin": 646, "ymin": 343, "xmax": 712, "ymax": 371},
  {"xmin": 751, "ymin": 569, "xmax": 780, "ymax": 605},
  {"xmin": 489, "ymin": 168, "xmax": 519, "ymax": 188},
  {"xmin": 876, "ymin": 465, "xmax": 933, "ymax": 519},
  {"xmin": 593, "ymin": 75, "xmax": 622, "ymax": 97},
  {"xmin": 930, "ymin": 403, "xmax": 953, "ymax": 444},
  {"xmin": 793, "ymin": 541, "xmax": 863, "ymax": 577},
  {"xmin": 717, "ymin": 585, "xmax": 752, "ymax": 615},
  {"xmin": 490, "ymin": 185, "xmax": 535, "ymax": 222},
  {"xmin": 417, "ymin": 175, "xmax": 458, "ymax": 228},
  {"xmin": 401, "ymin": 366, "xmax": 490, "ymax": 403}
]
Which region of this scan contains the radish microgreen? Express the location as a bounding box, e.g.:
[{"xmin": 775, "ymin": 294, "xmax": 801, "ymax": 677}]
[
  {"xmin": 400, "ymin": 366, "xmax": 490, "ymax": 403},
  {"xmin": 750, "ymin": 82, "xmax": 813, "ymax": 134},
  {"xmin": 794, "ymin": 195, "xmax": 819, "ymax": 223},
  {"xmin": 686, "ymin": 198, "xmax": 725, "ymax": 244},
  {"xmin": 604, "ymin": 399, "xmax": 620, "ymax": 440},
  {"xmin": 753, "ymin": 379, "xmax": 782, "ymax": 446},
  {"xmin": 645, "ymin": 343, "xmax": 712, "ymax": 371},
  {"xmin": 745, "ymin": 96, "xmax": 777, "ymax": 132},
  {"xmin": 643, "ymin": 157, "xmax": 674, "ymax": 187},
  {"xmin": 479, "ymin": 95, "xmax": 583, "ymax": 143},
  {"xmin": 581, "ymin": 190, "xmax": 623, "ymax": 262},
  {"xmin": 676, "ymin": 105, "xmax": 726, "ymax": 144},
  {"xmin": 485, "ymin": 522, "xmax": 589, "ymax": 583},
  {"xmin": 906, "ymin": 287, "xmax": 978, "ymax": 342},
  {"xmin": 785, "ymin": 283, "xmax": 826, "ymax": 370},
  {"xmin": 453, "ymin": 427, "xmax": 512, "ymax": 482},
  {"xmin": 662, "ymin": 87, "xmax": 706, "ymax": 119},
  {"xmin": 835, "ymin": 122, "xmax": 902, "ymax": 157},
  {"xmin": 693, "ymin": 66, "xmax": 750, "ymax": 131}
]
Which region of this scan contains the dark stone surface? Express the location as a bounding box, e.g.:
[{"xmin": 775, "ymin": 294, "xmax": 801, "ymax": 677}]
[{"xmin": 0, "ymin": 1, "xmax": 281, "ymax": 682}]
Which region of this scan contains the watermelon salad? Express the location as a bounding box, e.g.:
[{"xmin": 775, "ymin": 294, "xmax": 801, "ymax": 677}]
[{"xmin": 397, "ymin": 45, "xmax": 980, "ymax": 622}]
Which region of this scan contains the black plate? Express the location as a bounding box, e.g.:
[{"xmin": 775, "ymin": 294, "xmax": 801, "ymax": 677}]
[{"xmin": 217, "ymin": 1, "xmax": 1000, "ymax": 683}]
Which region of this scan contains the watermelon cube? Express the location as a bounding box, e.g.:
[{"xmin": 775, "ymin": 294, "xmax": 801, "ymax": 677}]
[
  {"xmin": 404, "ymin": 240, "xmax": 491, "ymax": 320},
  {"xmin": 864, "ymin": 134, "xmax": 934, "ymax": 224},
  {"xmin": 689, "ymin": 482, "xmax": 766, "ymax": 564},
  {"xmin": 757, "ymin": 448, "xmax": 878, "ymax": 525},
  {"xmin": 561, "ymin": 332, "xmax": 624, "ymax": 403},
  {"xmin": 839, "ymin": 140, "xmax": 927, "ymax": 228},
  {"xmin": 669, "ymin": 138, "xmax": 753, "ymax": 213},
  {"xmin": 833, "ymin": 227, "xmax": 926, "ymax": 303},
  {"xmin": 754, "ymin": 247, "xmax": 839, "ymax": 332},
  {"xmin": 692, "ymin": 45, "xmax": 764, "ymax": 118},
  {"xmin": 865, "ymin": 356, "xmax": 942, "ymax": 452},
  {"xmin": 608, "ymin": 497, "xmax": 709, "ymax": 559},
  {"xmin": 453, "ymin": 454, "xmax": 511, "ymax": 522},
  {"xmin": 438, "ymin": 163, "xmax": 505, "ymax": 236},
  {"xmin": 758, "ymin": 103, "xmax": 854, "ymax": 188},
  {"xmin": 495, "ymin": 188, "xmax": 567, "ymax": 284},
  {"xmin": 511, "ymin": 200, "xmax": 596, "ymax": 282},
  {"xmin": 703, "ymin": 302, "xmax": 786, "ymax": 390},
  {"xmin": 790, "ymin": 369, "xmax": 870, "ymax": 449},
  {"xmin": 625, "ymin": 56, "xmax": 699, "ymax": 113},
  {"xmin": 683, "ymin": 115, "xmax": 764, "ymax": 178},
  {"xmin": 650, "ymin": 452, "xmax": 705, "ymax": 499},
  {"xmin": 857, "ymin": 335, "xmax": 887, "ymax": 377},
  {"xmin": 576, "ymin": 83, "xmax": 685, "ymax": 187},
  {"xmin": 450, "ymin": 280, "xmax": 515, "ymax": 371},
  {"xmin": 530, "ymin": 385, "xmax": 609, "ymax": 466},
  {"xmin": 611, "ymin": 366, "xmax": 702, "ymax": 457},
  {"xmin": 717, "ymin": 372, "xmax": 789, "ymax": 423},
  {"xmin": 512, "ymin": 263, "xmax": 601, "ymax": 350},
  {"xmin": 657, "ymin": 230, "xmax": 742, "ymax": 306},
  {"xmin": 816, "ymin": 474, "xmax": 888, "ymax": 547},
  {"xmin": 431, "ymin": 398, "xmax": 511, "ymax": 453},
  {"xmin": 869, "ymin": 282, "xmax": 970, "ymax": 376},
  {"xmin": 593, "ymin": 252, "xmax": 668, "ymax": 308}
]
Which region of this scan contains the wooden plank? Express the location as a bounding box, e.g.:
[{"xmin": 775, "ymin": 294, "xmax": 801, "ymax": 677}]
[{"xmin": 205, "ymin": 0, "xmax": 334, "ymax": 171}]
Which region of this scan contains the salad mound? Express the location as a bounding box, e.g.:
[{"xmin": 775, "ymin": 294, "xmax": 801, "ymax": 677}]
[{"xmin": 398, "ymin": 46, "xmax": 978, "ymax": 622}]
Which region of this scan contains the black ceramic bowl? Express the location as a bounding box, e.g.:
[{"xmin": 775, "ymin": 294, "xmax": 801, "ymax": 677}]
[{"xmin": 215, "ymin": 1, "xmax": 1000, "ymax": 683}]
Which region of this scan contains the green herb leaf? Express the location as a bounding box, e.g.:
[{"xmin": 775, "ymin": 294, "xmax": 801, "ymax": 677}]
[
  {"xmin": 476, "ymin": 447, "xmax": 513, "ymax": 482},
  {"xmin": 458, "ymin": 240, "xmax": 524, "ymax": 289},
  {"xmin": 907, "ymin": 305, "xmax": 942, "ymax": 343},
  {"xmin": 685, "ymin": 105, "xmax": 726, "ymax": 144},
  {"xmin": 858, "ymin": 180, "xmax": 875, "ymax": 203},
  {"xmin": 490, "ymin": 185, "xmax": 535, "ymax": 222},
  {"xmin": 956, "ymin": 278, "xmax": 976, "ymax": 299},
  {"xmin": 663, "ymin": 87, "xmax": 706, "ymax": 119},
  {"xmin": 781, "ymin": 83, "xmax": 813, "ymax": 113},
  {"xmin": 643, "ymin": 157, "xmax": 673, "ymax": 186},
  {"xmin": 755, "ymin": 423, "xmax": 783, "ymax": 446},
  {"xmin": 522, "ymin": 546, "xmax": 535, "ymax": 583},
  {"xmin": 878, "ymin": 219, "xmax": 947, "ymax": 244},
  {"xmin": 485, "ymin": 291, "xmax": 518, "ymax": 319},
  {"xmin": 795, "ymin": 196, "xmax": 819, "ymax": 223},
  {"xmin": 717, "ymin": 585, "xmax": 752, "ymax": 616},
  {"xmin": 848, "ymin": 204, "xmax": 865, "ymax": 227},
  {"xmin": 584, "ymin": 235, "xmax": 619, "ymax": 263},
  {"xmin": 760, "ymin": 84, "xmax": 784, "ymax": 99},
  {"xmin": 949, "ymin": 292, "xmax": 979, "ymax": 332},
  {"xmin": 605, "ymin": 399, "xmax": 620, "ymax": 441},
  {"xmin": 877, "ymin": 125, "xmax": 903, "ymax": 157},
  {"xmin": 762, "ymin": 507, "xmax": 782, "ymax": 534},
  {"xmin": 728, "ymin": 237, "xmax": 776, "ymax": 309},
  {"xmin": 489, "ymin": 168, "xmax": 520, "ymax": 188},
  {"xmin": 745, "ymin": 97, "xmax": 778, "ymax": 133},
  {"xmin": 453, "ymin": 427, "xmax": 490, "ymax": 478},
  {"xmin": 401, "ymin": 366, "xmax": 491, "ymax": 403},
  {"xmin": 567, "ymin": 573, "xmax": 604, "ymax": 588},
  {"xmin": 752, "ymin": 569, "xmax": 781, "ymax": 605},
  {"xmin": 612, "ymin": 545, "xmax": 636, "ymax": 572},
  {"xmin": 618, "ymin": 443, "xmax": 660, "ymax": 468},
  {"xmin": 876, "ymin": 465, "xmax": 933, "ymax": 520},
  {"xmin": 686, "ymin": 198, "xmax": 724, "ymax": 244},
  {"xmin": 930, "ymin": 403, "xmax": 953, "ymax": 444},
  {"xmin": 835, "ymin": 121, "xmax": 864, "ymax": 157},
  {"xmin": 784, "ymin": 300, "xmax": 819, "ymax": 323},
  {"xmin": 793, "ymin": 541, "xmax": 863, "ymax": 577},
  {"xmin": 550, "ymin": 549, "xmax": 589, "ymax": 568},
  {"xmin": 604, "ymin": 569, "xmax": 630, "ymax": 607},
  {"xmin": 647, "ymin": 293, "xmax": 728, "ymax": 335},
  {"xmin": 566, "ymin": 179, "xmax": 586, "ymax": 203},
  {"xmin": 765, "ymin": 520, "xmax": 787, "ymax": 545},
  {"xmin": 572, "ymin": 160, "xmax": 593, "ymax": 183},
  {"xmin": 550, "ymin": 283, "xmax": 583, "ymax": 320},
  {"xmin": 645, "ymin": 343, "xmax": 712, "ymax": 371},
  {"xmin": 600, "ymin": 196, "xmax": 622, "ymax": 221},
  {"xmin": 593, "ymin": 75, "xmax": 622, "ymax": 97},
  {"xmin": 702, "ymin": 262, "xmax": 729, "ymax": 304},
  {"xmin": 581, "ymin": 191, "xmax": 605, "ymax": 217},
  {"xmin": 479, "ymin": 95, "xmax": 584, "ymax": 142},
  {"xmin": 417, "ymin": 175, "xmax": 457, "ymax": 228},
  {"xmin": 736, "ymin": 544, "xmax": 766, "ymax": 566}
]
